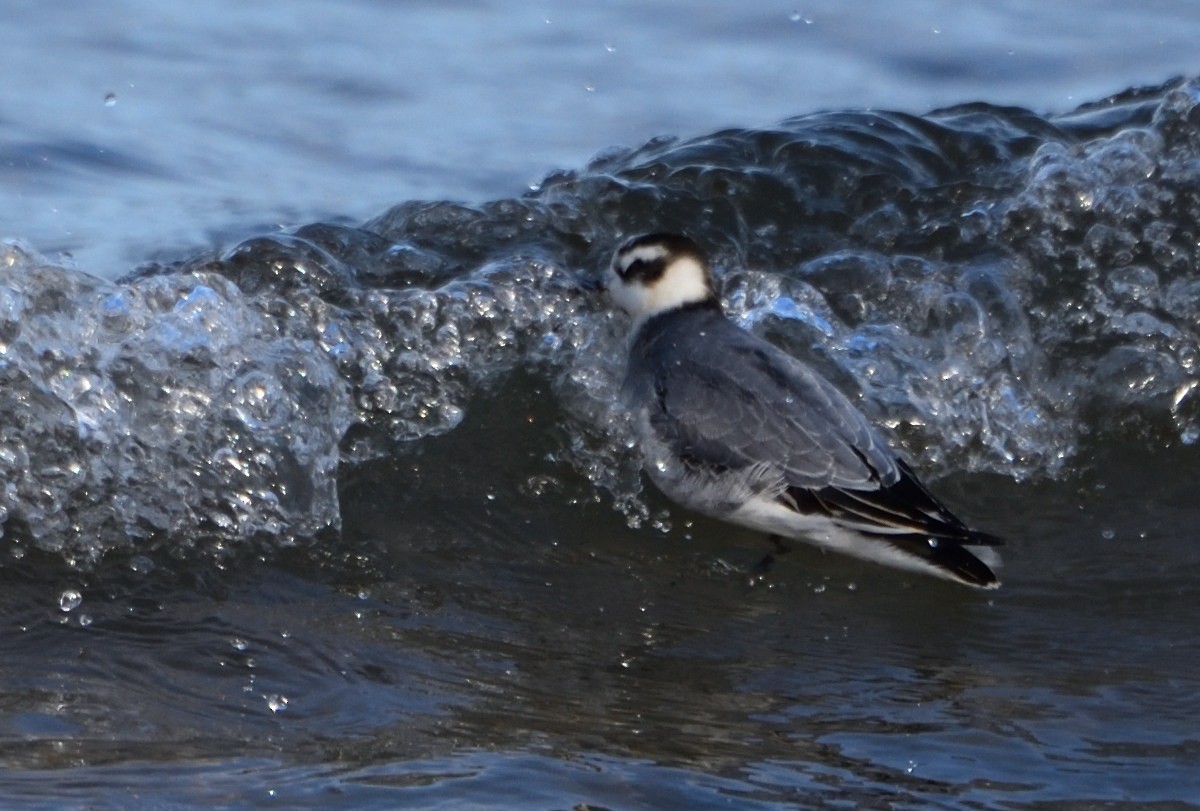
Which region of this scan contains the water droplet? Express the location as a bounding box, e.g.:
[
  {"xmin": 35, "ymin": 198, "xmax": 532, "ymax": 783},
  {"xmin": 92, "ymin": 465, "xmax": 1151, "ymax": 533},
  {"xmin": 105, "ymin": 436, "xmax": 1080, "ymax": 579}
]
[
  {"xmin": 58, "ymin": 589, "xmax": 82, "ymax": 612},
  {"xmin": 265, "ymin": 694, "xmax": 289, "ymax": 713},
  {"xmin": 78, "ymin": 614, "xmax": 93, "ymax": 627},
  {"xmin": 129, "ymin": 555, "xmax": 155, "ymax": 574},
  {"xmin": 813, "ymin": 584, "xmax": 826, "ymax": 594},
  {"xmin": 789, "ymin": 9, "xmax": 802, "ymax": 21},
  {"xmin": 231, "ymin": 637, "xmax": 249, "ymax": 651},
  {"xmin": 906, "ymin": 759, "xmax": 918, "ymax": 774},
  {"xmin": 1101, "ymin": 528, "xmax": 1115, "ymax": 540},
  {"xmin": 103, "ymin": 92, "xmax": 117, "ymax": 107}
]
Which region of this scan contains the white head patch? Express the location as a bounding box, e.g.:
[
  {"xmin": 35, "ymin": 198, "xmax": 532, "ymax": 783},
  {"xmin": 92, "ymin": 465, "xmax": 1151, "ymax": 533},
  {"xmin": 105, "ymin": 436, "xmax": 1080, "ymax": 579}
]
[{"xmin": 607, "ymin": 234, "xmax": 717, "ymax": 328}]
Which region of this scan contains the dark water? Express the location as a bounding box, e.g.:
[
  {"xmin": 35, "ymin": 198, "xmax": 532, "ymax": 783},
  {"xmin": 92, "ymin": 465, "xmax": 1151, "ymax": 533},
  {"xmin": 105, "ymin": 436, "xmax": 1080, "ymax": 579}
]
[{"xmin": 5, "ymin": 3, "xmax": 1200, "ymax": 809}]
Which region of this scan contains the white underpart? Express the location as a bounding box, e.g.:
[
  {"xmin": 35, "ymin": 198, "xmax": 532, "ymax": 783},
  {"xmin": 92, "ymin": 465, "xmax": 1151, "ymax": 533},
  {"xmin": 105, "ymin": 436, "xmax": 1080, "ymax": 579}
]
[
  {"xmin": 608, "ymin": 253, "xmax": 713, "ymax": 330},
  {"xmin": 729, "ymin": 495, "xmax": 1000, "ymax": 588},
  {"xmin": 639, "ymin": 430, "xmax": 998, "ymax": 588}
]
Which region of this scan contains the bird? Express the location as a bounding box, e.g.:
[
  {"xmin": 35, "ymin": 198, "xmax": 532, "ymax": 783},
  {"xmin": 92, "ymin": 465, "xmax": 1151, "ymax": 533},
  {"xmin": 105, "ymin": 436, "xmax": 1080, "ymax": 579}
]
[{"xmin": 603, "ymin": 232, "xmax": 1003, "ymax": 588}]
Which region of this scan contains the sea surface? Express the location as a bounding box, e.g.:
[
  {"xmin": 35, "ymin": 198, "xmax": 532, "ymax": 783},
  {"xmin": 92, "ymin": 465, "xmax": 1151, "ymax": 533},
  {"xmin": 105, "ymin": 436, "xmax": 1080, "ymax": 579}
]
[{"xmin": 3, "ymin": 1, "xmax": 1200, "ymax": 808}]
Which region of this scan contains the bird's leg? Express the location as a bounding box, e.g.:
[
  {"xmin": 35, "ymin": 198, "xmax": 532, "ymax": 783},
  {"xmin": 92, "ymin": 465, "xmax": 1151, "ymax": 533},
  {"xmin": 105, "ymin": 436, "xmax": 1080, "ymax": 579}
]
[{"xmin": 750, "ymin": 534, "xmax": 793, "ymax": 575}]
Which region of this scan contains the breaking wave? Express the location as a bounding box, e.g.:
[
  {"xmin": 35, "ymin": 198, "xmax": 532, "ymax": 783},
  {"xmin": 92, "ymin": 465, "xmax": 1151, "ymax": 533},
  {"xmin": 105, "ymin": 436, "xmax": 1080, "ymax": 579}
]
[{"xmin": 4, "ymin": 75, "xmax": 1200, "ymax": 565}]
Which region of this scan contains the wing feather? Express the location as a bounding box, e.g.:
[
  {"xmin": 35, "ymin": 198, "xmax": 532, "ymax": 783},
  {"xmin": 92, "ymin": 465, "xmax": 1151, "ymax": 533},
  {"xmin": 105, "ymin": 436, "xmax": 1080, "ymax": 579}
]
[
  {"xmin": 785, "ymin": 459, "xmax": 1003, "ymax": 544},
  {"xmin": 631, "ymin": 308, "xmax": 895, "ymax": 491},
  {"xmin": 623, "ymin": 304, "xmax": 1002, "ymax": 588}
]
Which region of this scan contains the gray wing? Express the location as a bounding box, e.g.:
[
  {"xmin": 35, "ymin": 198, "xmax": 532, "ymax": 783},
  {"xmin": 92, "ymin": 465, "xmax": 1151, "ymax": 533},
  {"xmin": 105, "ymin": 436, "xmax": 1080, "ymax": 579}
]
[{"xmin": 634, "ymin": 319, "xmax": 898, "ymax": 491}]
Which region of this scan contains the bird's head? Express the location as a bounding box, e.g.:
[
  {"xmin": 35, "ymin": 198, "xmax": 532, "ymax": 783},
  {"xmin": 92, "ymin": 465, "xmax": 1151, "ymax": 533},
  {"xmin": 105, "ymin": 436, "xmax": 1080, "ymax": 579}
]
[{"xmin": 605, "ymin": 233, "xmax": 720, "ymax": 327}]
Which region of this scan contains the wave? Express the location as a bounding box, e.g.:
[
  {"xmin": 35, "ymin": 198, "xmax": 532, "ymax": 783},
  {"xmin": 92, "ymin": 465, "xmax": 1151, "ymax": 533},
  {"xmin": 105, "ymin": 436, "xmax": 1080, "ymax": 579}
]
[{"xmin": 3, "ymin": 75, "xmax": 1199, "ymax": 564}]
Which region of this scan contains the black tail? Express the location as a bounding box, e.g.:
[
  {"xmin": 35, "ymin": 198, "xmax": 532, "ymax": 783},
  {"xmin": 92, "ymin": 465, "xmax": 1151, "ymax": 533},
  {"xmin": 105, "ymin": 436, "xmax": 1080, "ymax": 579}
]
[
  {"xmin": 867, "ymin": 532, "xmax": 1000, "ymax": 588},
  {"xmin": 783, "ymin": 458, "xmax": 1004, "ymax": 588}
]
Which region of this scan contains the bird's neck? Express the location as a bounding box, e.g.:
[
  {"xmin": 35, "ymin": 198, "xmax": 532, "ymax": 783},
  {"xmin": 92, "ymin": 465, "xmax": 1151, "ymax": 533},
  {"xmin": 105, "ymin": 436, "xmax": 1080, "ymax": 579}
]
[{"xmin": 631, "ymin": 295, "xmax": 723, "ymax": 336}]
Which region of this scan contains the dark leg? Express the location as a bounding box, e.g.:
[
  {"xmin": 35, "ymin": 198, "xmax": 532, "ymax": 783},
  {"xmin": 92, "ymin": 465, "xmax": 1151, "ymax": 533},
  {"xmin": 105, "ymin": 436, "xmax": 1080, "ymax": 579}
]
[{"xmin": 750, "ymin": 534, "xmax": 792, "ymax": 575}]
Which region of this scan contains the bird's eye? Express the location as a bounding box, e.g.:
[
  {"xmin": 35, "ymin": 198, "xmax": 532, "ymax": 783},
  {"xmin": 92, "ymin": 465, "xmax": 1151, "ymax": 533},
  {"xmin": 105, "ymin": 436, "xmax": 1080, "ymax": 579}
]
[
  {"xmin": 621, "ymin": 259, "xmax": 644, "ymax": 278},
  {"xmin": 620, "ymin": 258, "xmax": 653, "ymax": 281}
]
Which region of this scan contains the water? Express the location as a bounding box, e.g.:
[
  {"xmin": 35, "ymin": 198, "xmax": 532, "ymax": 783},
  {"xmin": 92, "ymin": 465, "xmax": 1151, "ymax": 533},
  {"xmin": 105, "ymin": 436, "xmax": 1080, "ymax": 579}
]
[
  {"xmin": 4, "ymin": 1, "xmax": 1200, "ymax": 808},
  {"xmin": 6, "ymin": 0, "xmax": 1199, "ymax": 275}
]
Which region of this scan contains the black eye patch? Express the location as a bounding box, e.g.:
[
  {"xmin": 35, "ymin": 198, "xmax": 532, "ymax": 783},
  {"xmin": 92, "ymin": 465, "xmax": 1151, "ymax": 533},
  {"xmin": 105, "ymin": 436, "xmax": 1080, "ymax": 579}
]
[{"xmin": 619, "ymin": 256, "xmax": 667, "ymax": 284}]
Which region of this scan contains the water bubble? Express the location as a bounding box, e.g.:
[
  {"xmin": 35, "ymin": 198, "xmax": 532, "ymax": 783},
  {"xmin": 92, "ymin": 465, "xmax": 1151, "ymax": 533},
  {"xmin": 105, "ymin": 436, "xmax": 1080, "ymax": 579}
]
[
  {"xmin": 129, "ymin": 555, "xmax": 156, "ymax": 574},
  {"xmin": 522, "ymin": 474, "xmax": 560, "ymax": 497},
  {"xmin": 103, "ymin": 92, "xmax": 117, "ymax": 107},
  {"xmin": 0, "ymin": 249, "xmax": 355, "ymax": 560},
  {"xmin": 265, "ymin": 694, "xmax": 289, "ymax": 713},
  {"xmin": 58, "ymin": 589, "xmax": 82, "ymax": 613},
  {"xmin": 231, "ymin": 637, "xmax": 249, "ymax": 652}
]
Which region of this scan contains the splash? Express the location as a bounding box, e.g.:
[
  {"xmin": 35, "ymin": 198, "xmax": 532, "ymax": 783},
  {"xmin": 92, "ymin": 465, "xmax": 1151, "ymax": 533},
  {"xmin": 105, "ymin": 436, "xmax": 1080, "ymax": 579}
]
[
  {"xmin": 0, "ymin": 241, "xmax": 352, "ymax": 563},
  {"xmin": 5, "ymin": 76, "xmax": 1200, "ymax": 563}
]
